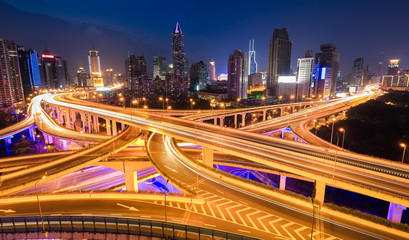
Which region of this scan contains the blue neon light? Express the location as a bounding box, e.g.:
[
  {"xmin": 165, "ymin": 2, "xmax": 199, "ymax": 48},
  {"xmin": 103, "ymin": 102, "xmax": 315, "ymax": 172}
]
[{"xmin": 321, "ymin": 67, "xmax": 326, "ymax": 80}]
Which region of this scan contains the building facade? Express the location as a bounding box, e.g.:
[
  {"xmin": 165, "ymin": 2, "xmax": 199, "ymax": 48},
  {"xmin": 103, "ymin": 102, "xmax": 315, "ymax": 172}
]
[
  {"xmin": 153, "ymin": 56, "xmax": 167, "ymax": 80},
  {"xmin": 296, "ymin": 56, "xmax": 314, "ymax": 101},
  {"xmin": 311, "ymin": 44, "xmax": 339, "ymax": 99},
  {"xmin": 17, "ymin": 46, "xmax": 41, "ymax": 98},
  {"xmin": 88, "ymin": 47, "xmax": 103, "ymax": 87},
  {"xmin": 38, "ymin": 49, "xmax": 68, "ymax": 89},
  {"xmin": 266, "ymin": 28, "xmax": 292, "ymax": 96},
  {"xmin": 77, "ymin": 67, "xmax": 88, "ymax": 87},
  {"xmin": 227, "ymin": 50, "xmax": 248, "ymax": 100},
  {"xmin": 189, "ymin": 59, "xmax": 207, "ymax": 91},
  {"xmin": 172, "ymin": 22, "xmax": 185, "ymax": 76}
]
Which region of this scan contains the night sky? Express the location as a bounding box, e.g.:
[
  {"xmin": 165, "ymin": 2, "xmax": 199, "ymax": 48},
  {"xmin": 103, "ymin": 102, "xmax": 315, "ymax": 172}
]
[{"xmin": 0, "ymin": 0, "xmax": 408, "ymax": 77}]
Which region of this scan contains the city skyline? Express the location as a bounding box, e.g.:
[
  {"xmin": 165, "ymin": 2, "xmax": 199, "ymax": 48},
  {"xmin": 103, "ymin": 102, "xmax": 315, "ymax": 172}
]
[{"xmin": 0, "ymin": 0, "xmax": 408, "ymax": 77}]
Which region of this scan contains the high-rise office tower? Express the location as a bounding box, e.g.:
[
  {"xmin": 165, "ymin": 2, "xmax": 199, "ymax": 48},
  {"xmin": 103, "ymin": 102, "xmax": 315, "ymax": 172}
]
[
  {"xmin": 153, "ymin": 56, "xmax": 167, "ymax": 80},
  {"xmin": 38, "ymin": 49, "xmax": 69, "ymax": 89},
  {"xmin": 350, "ymin": 57, "xmax": 364, "ymax": 86},
  {"xmin": 77, "ymin": 67, "xmax": 88, "ymax": 87},
  {"xmin": 266, "ymin": 28, "xmax": 292, "ymax": 96},
  {"xmin": 88, "ymin": 47, "xmax": 103, "ymax": 87},
  {"xmin": 248, "ymin": 39, "xmax": 258, "ymax": 75},
  {"xmin": 17, "ymin": 46, "xmax": 41, "ymax": 97},
  {"xmin": 208, "ymin": 60, "xmax": 216, "ymax": 81},
  {"xmin": 189, "ymin": 59, "xmax": 207, "ymax": 91},
  {"xmin": 387, "ymin": 59, "xmax": 400, "ymax": 75},
  {"xmin": 311, "ymin": 44, "xmax": 339, "ymax": 99},
  {"xmin": 172, "ymin": 22, "xmax": 185, "ymax": 75},
  {"xmin": 104, "ymin": 69, "xmax": 113, "ymax": 86},
  {"xmin": 227, "ymin": 50, "xmax": 248, "ymax": 99},
  {"xmin": 0, "ymin": 38, "xmax": 25, "ymax": 108},
  {"xmin": 296, "ymin": 53, "xmax": 314, "ymax": 101},
  {"xmin": 184, "ymin": 58, "xmax": 189, "ymax": 76},
  {"xmin": 125, "ymin": 55, "xmax": 147, "ymax": 87}
]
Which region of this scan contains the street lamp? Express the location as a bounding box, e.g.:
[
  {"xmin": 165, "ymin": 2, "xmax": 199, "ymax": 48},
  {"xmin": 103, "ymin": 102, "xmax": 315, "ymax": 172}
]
[
  {"xmin": 159, "ymin": 97, "xmax": 164, "ymax": 110},
  {"xmin": 400, "ymin": 143, "xmax": 407, "ymax": 163},
  {"xmin": 278, "ymin": 95, "xmax": 283, "ymax": 104},
  {"xmin": 236, "ymin": 98, "xmax": 240, "ymax": 108},
  {"xmin": 313, "ymin": 119, "xmax": 318, "ymax": 135},
  {"xmin": 132, "ymin": 100, "xmax": 139, "ymax": 108},
  {"xmin": 339, "ymin": 128, "xmax": 346, "ymax": 149},
  {"xmin": 330, "ymin": 117, "xmax": 336, "ymax": 145},
  {"xmin": 120, "ymin": 97, "xmax": 125, "ymax": 109},
  {"xmin": 220, "ymin": 103, "xmax": 225, "ymax": 111},
  {"xmin": 164, "ymin": 179, "xmax": 170, "ymax": 239},
  {"xmin": 35, "ymin": 175, "xmax": 47, "ymax": 235}
]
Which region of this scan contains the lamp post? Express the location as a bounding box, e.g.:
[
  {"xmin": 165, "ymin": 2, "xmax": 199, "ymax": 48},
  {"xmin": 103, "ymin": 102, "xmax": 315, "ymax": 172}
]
[
  {"xmin": 236, "ymin": 98, "xmax": 240, "ymax": 108},
  {"xmin": 164, "ymin": 179, "xmax": 170, "ymax": 239},
  {"xmin": 330, "ymin": 117, "xmax": 336, "ymax": 145},
  {"xmin": 278, "ymin": 95, "xmax": 283, "ymax": 104},
  {"xmin": 401, "ymin": 143, "xmax": 407, "ymax": 163},
  {"xmin": 120, "ymin": 97, "xmax": 125, "ymax": 109},
  {"xmin": 261, "ymin": 96, "xmax": 266, "ymax": 106},
  {"xmin": 165, "ymin": 98, "xmax": 169, "ymax": 111},
  {"xmin": 35, "ymin": 175, "xmax": 46, "ymax": 234},
  {"xmin": 313, "ymin": 119, "xmax": 318, "ymax": 135},
  {"xmin": 159, "ymin": 97, "xmax": 164, "ymax": 110},
  {"xmin": 339, "ymin": 128, "xmax": 346, "ymax": 149}
]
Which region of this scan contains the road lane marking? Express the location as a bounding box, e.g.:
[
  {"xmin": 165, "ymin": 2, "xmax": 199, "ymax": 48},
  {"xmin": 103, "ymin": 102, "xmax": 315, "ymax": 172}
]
[
  {"xmin": 164, "ymin": 166, "xmax": 178, "ymax": 173},
  {"xmin": 238, "ymin": 229, "xmax": 251, "ymax": 233},
  {"xmin": 110, "ymin": 214, "xmax": 122, "ymax": 216},
  {"xmin": 216, "ymin": 189, "xmax": 224, "ymax": 195},
  {"xmin": 204, "ymin": 224, "xmax": 216, "ymax": 227},
  {"xmin": 140, "ymin": 215, "xmax": 151, "ymax": 218},
  {"xmin": 117, "ymin": 203, "xmax": 139, "ymax": 211}
]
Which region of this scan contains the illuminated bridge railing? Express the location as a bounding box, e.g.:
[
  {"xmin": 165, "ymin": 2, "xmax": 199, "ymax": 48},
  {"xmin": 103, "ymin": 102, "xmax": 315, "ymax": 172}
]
[{"xmin": 0, "ymin": 216, "xmax": 258, "ymax": 240}]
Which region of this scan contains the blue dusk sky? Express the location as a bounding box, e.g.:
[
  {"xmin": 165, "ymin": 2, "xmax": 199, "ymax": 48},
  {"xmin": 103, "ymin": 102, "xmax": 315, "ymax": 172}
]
[{"xmin": 0, "ymin": 0, "xmax": 408, "ymax": 76}]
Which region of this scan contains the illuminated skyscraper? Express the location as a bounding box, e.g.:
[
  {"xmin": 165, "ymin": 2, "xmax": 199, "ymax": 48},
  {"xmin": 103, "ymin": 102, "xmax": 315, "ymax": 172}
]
[
  {"xmin": 387, "ymin": 59, "xmax": 400, "ymax": 75},
  {"xmin": 153, "ymin": 56, "xmax": 167, "ymax": 80},
  {"xmin": 311, "ymin": 44, "xmax": 339, "ymax": 99},
  {"xmin": 38, "ymin": 49, "xmax": 68, "ymax": 89},
  {"xmin": 77, "ymin": 67, "xmax": 88, "ymax": 87},
  {"xmin": 17, "ymin": 46, "xmax": 41, "ymax": 97},
  {"xmin": 228, "ymin": 50, "xmax": 248, "ymax": 99},
  {"xmin": 0, "ymin": 38, "xmax": 24, "ymax": 108},
  {"xmin": 296, "ymin": 54, "xmax": 314, "ymax": 101},
  {"xmin": 104, "ymin": 69, "xmax": 113, "ymax": 86},
  {"xmin": 208, "ymin": 60, "xmax": 216, "ymax": 81},
  {"xmin": 350, "ymin": 57, "xmax": 364, "ymax": 86},
  {"xmin": 189, "ymin": 59, "xmax": 207, "ymax": 91},
  {"xmin": 172, "ymin": 22, "xmax": 185, "ymax": 75},
  {"xmin": 266, "ymin": 28, "xmax": 292, "ymax": 96},
  {"xmin": 88, "ymin": 47, "xmax": 103, "ymax": 87},
  {"xmin": 248, "ymin": 39, "xmax": 258, "ymax": 75}
]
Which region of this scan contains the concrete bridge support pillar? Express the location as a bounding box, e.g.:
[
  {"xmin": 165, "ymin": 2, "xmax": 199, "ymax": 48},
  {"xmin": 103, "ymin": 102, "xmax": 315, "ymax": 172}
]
[
  {"xmin": 112, "ymin": 120, "xmax": 118, "ymax": 136},
  {"xmin": 202, "ymin": 147, "xmax": 214, "ymax": 167},
  {"xmin": 314, "ymin": 181, "xmax": 326, "ymax": 205},
  {"xmin": 80, "ymin": 112, "xmax": 86, "ymax": 132},
  {"xmin": 56, "ymin": 109, "xmax": 61, "ymax": 124},
  {"xmin": 242, "ymin": 114, "xmax": 246, "ymax": 127},
  {"xmin": 5, "ymin": 137, "xmax": 11, "ymax": 155},
  {"xmin": 125, "ymin": 169, "xmax": 138, "ymax": 192},
  {"xmin": 88, "ymin": 118, "xmax": 93, "ymax": 133},
  {"xmin": 279, "ymin": 175, "xmax": 286, "ymax": 190},
  {"xmin": 214, "ymin": 118, "xmax": 217, "ymax": 125},
  {"xmin": 121, "ymin": 123, "xmax": 125, "ymax": 130},
  {"xmin": 234, "ymin": 114, "xmax": 238, "ymax": 128},
  {"xmin": 28, "ymin": 126, "xmax": 35, "ymax": 141},
  {"xmin": 93, "ymin": 116, "xmax": 99, "ymax": 133},
  {"xmin": 61, "ymin": 139, "xmax": 68, "ymax": 151},
  {"xmin": 106, "ymin": 119, "xmax": 112, "ymax": 136},
  {"xmin": 387, "ymin": 202, "xmax": 407, "ymax": 223},
  {"xmin": 263, "ymin": 110, "xmax": 266, "ymax": 121},
  {"xmin": 220, "ymin": 117, "xmax": 224, "ymax": 127}
]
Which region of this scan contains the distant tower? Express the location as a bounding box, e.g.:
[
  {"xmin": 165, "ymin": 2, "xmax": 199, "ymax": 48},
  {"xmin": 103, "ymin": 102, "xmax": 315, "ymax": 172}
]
[
  {"xmin": 266, "ymin": 28, "xmax": 292, "ymax": 96},
  {"xmin": 172, "ymin": 22, "xmax": 185, "ymax": 75},
  {"xmin": 228, "ymin": 50, "xmax": 248, "ymax": 99},
  {"xmin": 189, "ymin": 58, "xmax": 207, "ymax": 91},
  {"xmin": 153, "ymin": 56, "xmax": 167, "ymax": 80},
  {"xmin": 88, "ymin": 47, "xmax": 103, "ymax": 87},
  {"xmin": 311, "ymin": 44, "xmax": 339, "ymax": 99},
  {"xmin": 208, "ymin": 60, "xmax": 216, "ymax": 81},
  {"xmin": 248, "ymin": 39, "xmax": 258, "ymax": 75},
  {"xmin": 377, "ymin": 52, "xmax": 383, "ymax": 76},
  {"xmin": 77, "ymin": 67, "xmax": 88, "ymax": 87}
]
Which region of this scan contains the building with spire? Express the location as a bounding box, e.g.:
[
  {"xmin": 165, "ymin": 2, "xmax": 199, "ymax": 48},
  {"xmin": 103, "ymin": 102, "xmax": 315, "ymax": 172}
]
[
  {"xmin": 266, "ymin": 28, "xmax": 292, "ymax": 96},
  {"xmin": 208, "ymin": 60, "xmax": 216, "ymax": 81},
  {"xmin": 172, "ymin": 22, "xmax": 185, "ymax": 76},
  {"xmin": 248, "ymin": 39, "xmax": 258, "ymax": 75}
]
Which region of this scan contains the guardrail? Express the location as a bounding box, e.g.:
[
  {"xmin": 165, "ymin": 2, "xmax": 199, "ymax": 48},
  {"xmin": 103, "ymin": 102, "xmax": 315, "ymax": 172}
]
[{"xmin": 0, "ymin": 216, "xmax": 258, "ymax": 240}]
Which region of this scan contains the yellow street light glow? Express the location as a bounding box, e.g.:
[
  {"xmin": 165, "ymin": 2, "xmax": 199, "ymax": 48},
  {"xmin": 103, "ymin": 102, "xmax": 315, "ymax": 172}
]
[
  {"xmin": 143, "ymin": 105, "xmax": 148, "ymax": 109},
  {"xmin": 339, "ymin": 128, "xmax": 344, "ymax": 132},
  {"xmin": 401, "ymin": 143, "xmax": 406, "ymax": 148},
  {"xmin": 159, "ymin": 97, "xmax": 163, "ymax": 101}
]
